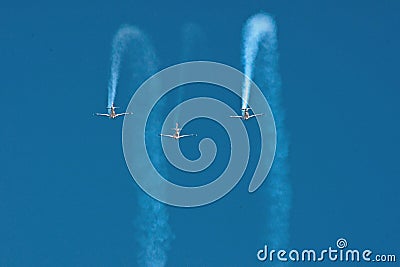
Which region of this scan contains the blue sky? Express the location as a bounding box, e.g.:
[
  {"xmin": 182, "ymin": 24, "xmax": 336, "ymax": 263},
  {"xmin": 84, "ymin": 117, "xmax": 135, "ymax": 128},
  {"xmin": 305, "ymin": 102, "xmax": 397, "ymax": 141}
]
[{"xmin": 1, "ymin": 0, "xmax": 399, "ymax": 266}]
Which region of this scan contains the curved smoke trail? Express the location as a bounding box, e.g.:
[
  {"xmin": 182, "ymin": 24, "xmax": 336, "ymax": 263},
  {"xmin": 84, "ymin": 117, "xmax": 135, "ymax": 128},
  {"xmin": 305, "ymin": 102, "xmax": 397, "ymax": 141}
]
[
  {"xmin": 241, "ymin": 14, "xmax": 276, "ymax": 111},
  {"xmin": 242, "ymin": 13, "xmax": 291, "ymax": 253},
  {"xmin": 109, "ymin": 25, "xmax": 173, "ymax": 266},
  {"xmin": 107, "ymin": 25, "xmax": 142, "ymax": 107}
]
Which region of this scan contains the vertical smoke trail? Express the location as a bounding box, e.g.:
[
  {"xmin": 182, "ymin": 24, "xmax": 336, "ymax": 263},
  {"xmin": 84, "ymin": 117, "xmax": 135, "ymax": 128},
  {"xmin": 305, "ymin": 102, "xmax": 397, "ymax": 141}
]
[
  {"xmin": 181, "ymin": 23, "xmax": 207, "ymax": 62},
  {"xmin": 241, "ymin": 14, "xmax": 276, "ymax": 110},
  {"xmin": 173, "ymin": 23, "xmax": 208, "ymax": 124},
  {"xmin": 136, "ymin": 194, "xmax": 172, "ymax": 267},
  {"xmin": 243, "ymin": 13, "xmax": 291, "ymax": 252},
  {"xmin": 137, "ymin": 108, "xmax": 173, "ymax": 267},
  {"xmin": 113, "ymin": 26, "xmax": 173, "ymax": 266},
  {"xmin": 107, "ymin": 25, "xmax": 141, "ymax": 108}
]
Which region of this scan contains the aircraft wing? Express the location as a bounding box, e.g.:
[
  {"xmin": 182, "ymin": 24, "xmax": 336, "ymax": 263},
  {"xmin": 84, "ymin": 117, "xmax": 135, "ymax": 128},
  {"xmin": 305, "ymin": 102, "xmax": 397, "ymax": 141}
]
[
  {"xmin": 114, "ymin": 112, "xmax": 132, "ymax": 118},
  {"xmin": 95, "ymin": 113, "xmax": 110, "ymax": 117},
  {"xmin": 249, "ymin": 113, "xmax": 264, "ymax": 118},
  {"xmin": 178, "ymin": 134, "xmax": 196, "ymax": 138},
  {"xmin": 229, "ymin": 115, "xmax": 243, "ymax": 118},
  {"xmin": 160, "ymin": 134, "xmax": 175, "ymax": 138}
]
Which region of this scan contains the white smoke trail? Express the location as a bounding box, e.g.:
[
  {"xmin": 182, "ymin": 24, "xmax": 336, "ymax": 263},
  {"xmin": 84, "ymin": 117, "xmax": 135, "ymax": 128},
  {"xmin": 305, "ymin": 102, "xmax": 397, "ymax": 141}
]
[
  {"xmin": 242, "ymin": 13, "xmax": 291, "ymax": 253},
  {"xmin": 107, "ymin": 25, "xmax": 142, "ymax": 108},
  {"xmin": 241, "ymin": 14, "xmax": 276, "ymax": 110},
  {"xmin": 135, "ymin": 193, "xmax": 172, "ymax": 267},
  {"xmin": 136, "ymin": 119, "xmax": 173, "ymax": 267},
  {"xmin": 172, "ymin": 23, "xmax": 207, "ymax": 123},
  {"xmin": 110, "ymin": 26, "xmax": 173, "ymax": 266}
]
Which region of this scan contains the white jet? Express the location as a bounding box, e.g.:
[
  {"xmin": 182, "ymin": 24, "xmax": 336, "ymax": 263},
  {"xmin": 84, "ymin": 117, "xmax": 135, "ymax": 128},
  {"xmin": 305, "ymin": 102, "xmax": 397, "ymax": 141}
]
[
  {"xmin": 230, "ymin": 107, "xmax": 264, "ymax": 120},
  {"xmin": 159, "ymin": 123, "xmax": 196, "ymax": 140},
  {"xmin": 95, "ymin": 103, "xmax": 133, "ymax": 119}
]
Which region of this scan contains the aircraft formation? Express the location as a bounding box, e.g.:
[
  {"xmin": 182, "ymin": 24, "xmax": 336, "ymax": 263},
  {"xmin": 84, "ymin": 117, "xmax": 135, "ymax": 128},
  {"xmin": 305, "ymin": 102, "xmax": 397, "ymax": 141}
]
[{"xmin": 95, "ymin": 103, "xmax": 263, "ymax": 140}]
